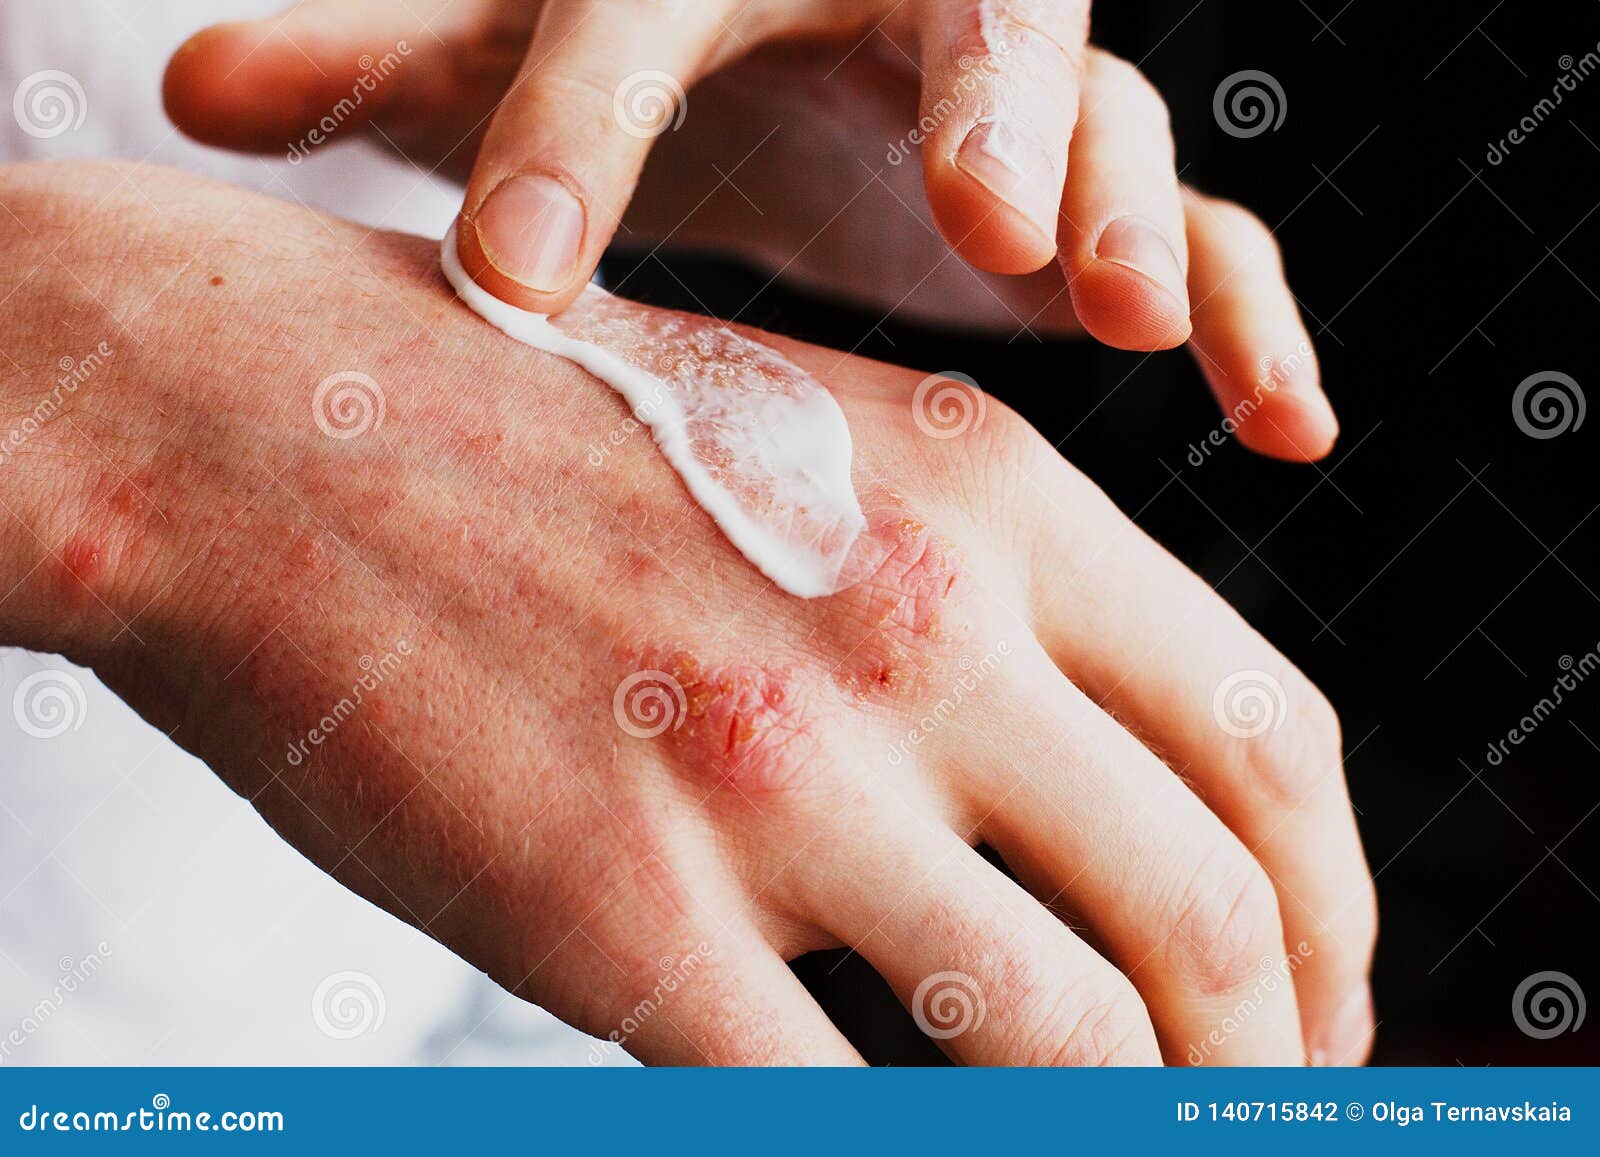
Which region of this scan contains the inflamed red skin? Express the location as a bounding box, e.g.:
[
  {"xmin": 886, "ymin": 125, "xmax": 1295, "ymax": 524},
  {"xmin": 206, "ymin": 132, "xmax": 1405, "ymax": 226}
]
[{"xmin": 0, "ymin": 161, "xmax": 1374, "ymax": 1068}]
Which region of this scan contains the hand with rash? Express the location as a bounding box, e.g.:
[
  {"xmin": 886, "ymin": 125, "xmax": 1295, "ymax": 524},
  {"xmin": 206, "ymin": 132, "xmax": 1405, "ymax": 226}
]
[
  {"xmin": 164, "ymin": 0, "xmax": 1338, "ymax": 462},
  {"xmin": 0, "ymin": 162, "xmax": 1374, "ymax": 1065}
]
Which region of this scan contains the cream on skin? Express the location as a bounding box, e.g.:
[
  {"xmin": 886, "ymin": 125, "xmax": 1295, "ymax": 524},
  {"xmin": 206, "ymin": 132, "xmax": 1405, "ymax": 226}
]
[{"xmin": 441, "ymin": 226, "xmax": 866, "ymax": 598}]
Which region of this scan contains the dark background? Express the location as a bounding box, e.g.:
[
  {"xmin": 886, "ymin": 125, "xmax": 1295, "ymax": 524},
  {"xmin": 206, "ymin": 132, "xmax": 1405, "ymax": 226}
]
[{"xmin": 609, "ymin": 2, "xmax": 1600, "ymax": 1064}]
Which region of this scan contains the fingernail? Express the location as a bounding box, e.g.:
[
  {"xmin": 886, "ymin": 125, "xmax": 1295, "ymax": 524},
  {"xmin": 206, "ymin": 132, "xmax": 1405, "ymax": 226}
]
[
  {"xmin": 467, "ymin": 175, "xmax": 584, "ymax": 293},
  {"xmin": 1313, "ymin": 987, "xmax": 1374, "ymax": 1066},
  {"xmin": 955, "ymin": 119, "xmax": 1059, "ymax": 243},
  {"xmin": 1095, "ymin": 215, "xmax": 1185, "ymax": 300}
]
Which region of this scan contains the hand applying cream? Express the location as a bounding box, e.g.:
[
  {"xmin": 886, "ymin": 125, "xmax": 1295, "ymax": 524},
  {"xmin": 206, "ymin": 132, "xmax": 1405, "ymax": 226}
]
[
  {"xmin": 442, "ymin": 226, "xmax": 866, "ymax": 598},
  {"xmin": 165, "ymin": 0, "xmax": 1339, "ymax": 459}
]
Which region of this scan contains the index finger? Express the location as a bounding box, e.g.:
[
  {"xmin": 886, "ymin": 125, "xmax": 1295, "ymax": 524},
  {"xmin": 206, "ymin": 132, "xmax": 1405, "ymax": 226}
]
[
  {"xmin": 916, "ymin": 0, "xmax": 1091, "ymax": 274},
  {"xmin": 455, "ymin": 0, "xmax": 735, "ymax": 312}
]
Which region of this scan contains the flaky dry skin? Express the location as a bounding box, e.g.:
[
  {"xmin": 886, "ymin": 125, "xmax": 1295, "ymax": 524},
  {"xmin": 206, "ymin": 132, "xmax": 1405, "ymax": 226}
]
[{"xmin": 0, "ymin": 162, "xmax": 1373, "ymax": 1067}]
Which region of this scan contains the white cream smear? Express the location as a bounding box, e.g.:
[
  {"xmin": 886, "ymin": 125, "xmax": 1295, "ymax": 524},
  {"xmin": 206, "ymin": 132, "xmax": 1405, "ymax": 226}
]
[
  {"xmin": 971, "ymin": 4, "xmax": 1033, "ymax": 181},
  {"xmin": 440, "ymin": 226, "xmax": 866, "ymax": 598}
]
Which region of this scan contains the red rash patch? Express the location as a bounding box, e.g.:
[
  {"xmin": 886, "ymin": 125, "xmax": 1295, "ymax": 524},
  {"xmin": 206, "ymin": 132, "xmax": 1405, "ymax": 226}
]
[
  {"xmin": 830, "ymin": 513, "xmax": 974, "ymax": 698},
  {"xmin": 626, "ymin": 651, "xmax": 825, "ymax": 799},
  {"xmin": 288, "ymin": 530, "xmax": 324, "ymax": 571},
  {"xmin": 87, "ymin": 469, "xmax": 156, "ymax": 516},
  {"xmin": 461, "ymin": 429, "xmax": 506, "ymax": 458},
  {"xmin": 59, "ymin": 537, "xmax": 103, "ymax": 605}
]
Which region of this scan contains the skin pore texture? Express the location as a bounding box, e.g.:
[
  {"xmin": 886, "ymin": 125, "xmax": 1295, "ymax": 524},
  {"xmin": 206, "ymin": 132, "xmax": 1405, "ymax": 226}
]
[
  {"xmin": 0, "ymin": 162, "xmax": 1375, "ymax": 1067},
  {"xmin": 441, "ymin": 225, "xmax": 865, "ymax": 597}
]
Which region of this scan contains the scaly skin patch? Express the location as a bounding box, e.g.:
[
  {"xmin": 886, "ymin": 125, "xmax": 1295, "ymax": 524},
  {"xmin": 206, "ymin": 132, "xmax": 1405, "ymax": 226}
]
[
  {"xmin": 620, "ymin": 650, "xmax": 827, "ymax": 800},
  {"xmin": 829, "ymin": 510, "xmax": 976, "ymax": 700}
]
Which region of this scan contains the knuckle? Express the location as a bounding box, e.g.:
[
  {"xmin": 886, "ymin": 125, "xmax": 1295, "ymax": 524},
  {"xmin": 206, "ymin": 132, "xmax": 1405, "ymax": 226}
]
[
  {"xmin": 1332, "ymin": 874, "xmax": 1380, "ymax": 973},
  {"xmin": 517, "ymin": 70, "xmax": 635, "ymax": 158},
  {"xmin": 984, "ymin": 402, "xmax": 1056, "ymax": 472},
  {"xmin": 1204, "ymin": 196, "xmax": 1284, "ymax": 267},
  {"xmin": 1246, "ymin": 673, "xmax": 1344, "ymax": 806},
  {"xmin": 909, "ymin": 888, "xmax": 1174, "ymax": 1068},
  {"xmin": 535, "ymin": 67, "xmax": 622, "ymax": 114},
  {"xmin": 942, "ymin": 10, "xmax": 1088, "ymax": 115},
  {"xmin": 1168, "ymin": 847, "xmax": 1286, "ymax": 997},
  {"xmin": 1028, "ymin": 981, "xmax": 1158, "ymax": 1067},
  {"xmin": 1298, "ymin": 682, "xmax": 1345, "ymax": 759},
  {"xmin": 1088, "ymin": 53, "xmax": 1170, "ymax": 125},
  {"xmin": 1010, "ymin": 421, "xmax": 1105, "ymax": 510},
  {"xmin": 970, "ymin": 405, "xmax": 1068, "ymax": 519},
  {"xmin": 906, "ymin": 382, "xmax": 1042, "ymax": 516},
  {"xmin": 829, "ymin": 514, "xmax": 982, "ymax": 697},
  {"xmin": 1022, "ymin": 448, "xmax": 1129, "ymax": 573},
  {"xmin": 616, "ymin": 650, "xmax": 844, "ymax": 806},
  {"xmin": 961, "ymin": 925, "xmax": 1157, "ymax": 1066}
]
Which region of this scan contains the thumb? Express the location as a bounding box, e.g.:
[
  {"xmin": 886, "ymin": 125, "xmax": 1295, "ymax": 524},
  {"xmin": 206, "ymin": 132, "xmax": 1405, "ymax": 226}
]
[
  {"xmin": 162, "ymin": 0, "xmax": 455, "ymax": 154},
  {"xmin": 453, "ymin": 1, "xmax": 730, "ymax": 313}
]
